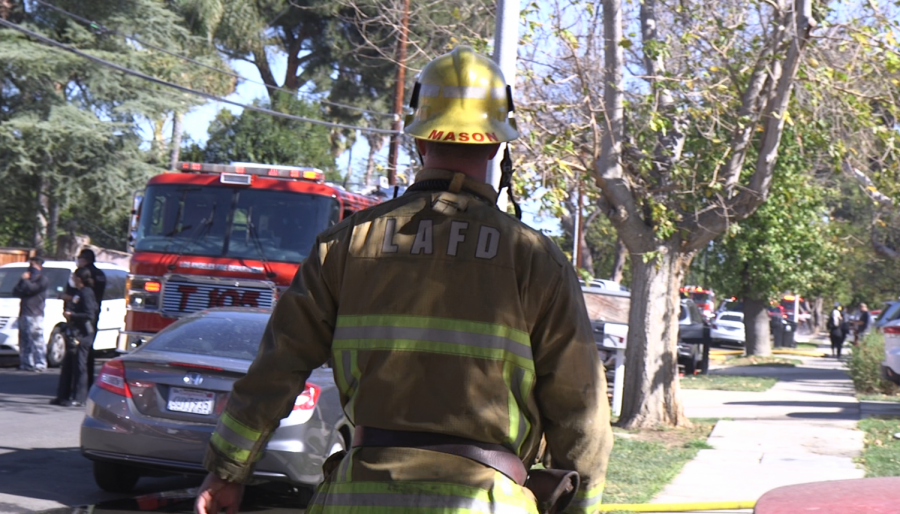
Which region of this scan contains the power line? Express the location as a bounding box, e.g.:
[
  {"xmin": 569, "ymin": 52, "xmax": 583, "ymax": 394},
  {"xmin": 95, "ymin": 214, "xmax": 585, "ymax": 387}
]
[
  {"xmin": 31, "ymin": 0, "xmax": 396, "ymax": 119},
  {"xmin": 0, "ymin": 17, "xmax": 402, "ymax": 136}
]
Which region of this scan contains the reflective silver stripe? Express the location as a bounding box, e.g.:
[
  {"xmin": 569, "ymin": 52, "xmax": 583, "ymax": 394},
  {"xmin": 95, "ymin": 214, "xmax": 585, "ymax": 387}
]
[
  {"xmin": 419, "ymin": 84, "xmax": 441, "ymax": 97},
  {"xmin": 315, "ymin": 492, "xmax": 529, "ymax": 514},
  {"xmin": 442, "ymin": 86, "xmax": 488, "ymax": 99},
  {"xmin": 215, "ymin": 420, "xmax": 256, "ymax": 451},
  {"xmin": 334, "ymin": 325, "xmax": 532, "ymax": 360},
  {"xmin": 568, "ymin": 493, "xmax": 604, "ymax": 509},
  {"xmin": 489, "ymin": 87, "xmax": 507, "ymax": 99},
  {"xmin": 511, "ymin": 367, "xmax": 528, "ymax": 451}
]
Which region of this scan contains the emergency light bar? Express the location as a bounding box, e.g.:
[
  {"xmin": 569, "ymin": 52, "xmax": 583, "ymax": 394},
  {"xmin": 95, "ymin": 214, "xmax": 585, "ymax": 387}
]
[{"xmin": 175, "ymin": 161, "xmax": 325, "ymax": 183}]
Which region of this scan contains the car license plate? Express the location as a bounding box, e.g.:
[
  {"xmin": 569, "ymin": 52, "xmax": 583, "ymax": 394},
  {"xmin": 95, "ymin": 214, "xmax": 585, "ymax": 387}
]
[{"xmin": 167, "ymin": 387, "xmax": 215, "ymax": 415}]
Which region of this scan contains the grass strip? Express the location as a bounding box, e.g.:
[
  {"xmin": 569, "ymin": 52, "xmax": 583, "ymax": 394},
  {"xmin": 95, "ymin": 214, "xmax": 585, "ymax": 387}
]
[
  {"xmin": 857, "ymin": 418, "xmax": 900, "ymax": 477},
  {"xmin": 604, "ymin": 420, "xmax": 715, "ymax": 509},
  {"xmin": 680, "ymin": 374, "xmax": 777, "ymax": 392},
  {"xmin": 858, "ymin": 394, "xmax": 900, "ymax": 403},
  {"xmin": 724, "ymin": 355, "xmax": 800, "ymax": 367}
]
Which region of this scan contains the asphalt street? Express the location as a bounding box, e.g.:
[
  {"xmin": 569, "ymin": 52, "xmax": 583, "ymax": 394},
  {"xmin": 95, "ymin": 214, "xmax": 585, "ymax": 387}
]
[{"xmin": 0, "ymin": 358, "xmax": 202, "ymax": 513}]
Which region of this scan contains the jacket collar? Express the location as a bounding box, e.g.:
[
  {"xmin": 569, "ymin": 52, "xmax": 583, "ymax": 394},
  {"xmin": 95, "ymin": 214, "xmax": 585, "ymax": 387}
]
[{"xmin": 412, "ymin": 168, "xmax": 499, "ymax": 204}]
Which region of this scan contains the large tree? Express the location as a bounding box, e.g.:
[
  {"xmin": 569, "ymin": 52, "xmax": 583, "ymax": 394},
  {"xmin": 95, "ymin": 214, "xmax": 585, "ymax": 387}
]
[
  {"xmin": 0, "ymin": 0, "xmax": 230, "ymax": 252},
  {"xmin": 183, "ymin": 94, "xmax": 338, "ymax": 177},
  {"xmin": 520, "ymin": 0, "xmax": 816, "ymax": 427},
  {"xmin": 703, "ymin": 126, "xmax": 839, "ymax": 354}
]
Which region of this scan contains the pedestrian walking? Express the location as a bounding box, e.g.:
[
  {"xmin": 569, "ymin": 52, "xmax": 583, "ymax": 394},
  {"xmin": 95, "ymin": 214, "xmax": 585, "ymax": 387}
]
[
  {"xmin": 854, "ymin": 303, "xmax": 871, "ymax": 346},
  {"xmin": 13, "ymin": 256, "xmax": 49, "ymax": 372},
  {"xmin": 828, "ymin": 303, "xmax": 847, "ymax": 358},
  {"xmin": 50, "ymin": 267, "xmax": 98, "ymax": 407},
  {"xmin": 196, "ymin": 46, "xmax": 613, "ymax": 514}
]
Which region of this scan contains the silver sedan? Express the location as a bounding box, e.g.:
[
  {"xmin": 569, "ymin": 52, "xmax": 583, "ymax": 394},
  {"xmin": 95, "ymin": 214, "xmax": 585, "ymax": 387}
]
[{"xmin": 80, "ymin": 308, "xmax": 350, "ymax": 495}]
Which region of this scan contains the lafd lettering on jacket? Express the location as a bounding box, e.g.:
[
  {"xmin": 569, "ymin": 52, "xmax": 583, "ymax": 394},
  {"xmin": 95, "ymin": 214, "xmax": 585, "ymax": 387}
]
[{"xmin": 380, "ymin": 217, "xmax": 500, "ymax": 258}]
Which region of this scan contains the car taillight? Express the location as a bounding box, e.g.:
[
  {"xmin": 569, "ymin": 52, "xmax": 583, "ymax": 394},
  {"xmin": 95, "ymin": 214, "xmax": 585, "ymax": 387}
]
[
  {"xmin": 884, "ymin": 326, "xmax": 900, "ymax": 335},
  {"xmin": 293, "ymin": 384, "xmax": 320, "ymax": 411},
  {"xmin": 97, "ymin": 359, "xmax": 132, "ymax": 397}
]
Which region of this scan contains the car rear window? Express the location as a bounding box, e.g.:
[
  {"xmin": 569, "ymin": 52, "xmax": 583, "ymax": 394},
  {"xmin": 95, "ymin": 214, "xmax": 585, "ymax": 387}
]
[
  {"xmin": 142, "ymin": 315, "xmax": 268, "ymax": 360},
  {"xmin": 582, "ymin": 292, "xmax": 630, "ymax": 324},
  {"xmin": 719, "ymin": 314, "xmax": 742, "ymax": 323}
]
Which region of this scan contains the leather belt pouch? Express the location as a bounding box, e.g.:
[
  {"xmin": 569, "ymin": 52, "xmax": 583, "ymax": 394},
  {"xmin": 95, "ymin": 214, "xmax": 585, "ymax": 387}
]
[
  {"xmin": 525, "ymin": 468, "xmax": 580, "ymax": 514},
  {"xmin": 352, "ymin": 426, "xmax": 580, "ymax": 514}
]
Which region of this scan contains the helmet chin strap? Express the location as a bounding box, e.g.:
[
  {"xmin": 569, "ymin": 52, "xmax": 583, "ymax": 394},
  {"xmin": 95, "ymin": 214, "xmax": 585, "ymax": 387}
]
[{"xmin": 497, "ymin": 146, "xmax": 522, "ymax": 220}]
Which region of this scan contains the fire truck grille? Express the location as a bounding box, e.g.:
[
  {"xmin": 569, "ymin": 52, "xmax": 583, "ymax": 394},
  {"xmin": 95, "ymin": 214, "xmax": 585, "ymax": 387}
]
[{"xmin": 161, "ymin": 279, "xmax": 274, "ymax": 316}]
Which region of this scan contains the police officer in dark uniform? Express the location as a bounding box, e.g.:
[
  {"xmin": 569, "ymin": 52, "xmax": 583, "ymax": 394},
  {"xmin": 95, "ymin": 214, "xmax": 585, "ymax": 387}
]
[
  {"xmin": 53, "ymin": 267, "xmax": 99, "ymax": 407},
  {"xmin": 63, "ymin": 249, "xmax": 105, "ymax": 386}
]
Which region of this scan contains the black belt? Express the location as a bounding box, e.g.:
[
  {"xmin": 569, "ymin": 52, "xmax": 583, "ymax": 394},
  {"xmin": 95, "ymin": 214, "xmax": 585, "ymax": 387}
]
[{"xmin": 352, "ymin": 426, "xmax": 528, "ymax": 486}]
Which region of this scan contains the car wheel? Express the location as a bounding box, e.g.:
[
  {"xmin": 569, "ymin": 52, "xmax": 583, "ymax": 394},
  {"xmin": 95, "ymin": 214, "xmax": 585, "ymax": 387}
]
[
  {"xmin": 46, "ymin": 327, "xmax": 66, "ymax": 368},
  {"xmin": 93, "ymin": 460, "xmax": 140, "ymax": 492}
]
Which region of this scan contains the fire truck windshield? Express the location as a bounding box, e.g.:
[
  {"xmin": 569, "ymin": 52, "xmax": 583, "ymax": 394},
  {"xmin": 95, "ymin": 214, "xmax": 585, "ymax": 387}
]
[{"xmin": 134, "ymin": 185, "xmax": 340, "ymax": 263}]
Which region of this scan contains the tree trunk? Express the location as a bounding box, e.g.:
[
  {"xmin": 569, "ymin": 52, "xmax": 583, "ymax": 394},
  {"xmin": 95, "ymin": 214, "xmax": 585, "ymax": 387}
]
[
  {"xmin": 47, "ymin": 192, "xmax": 59, "ymax": 257},
  {"xmin": 33, "ymin": 174, "xmax": 49, "ymax": 252},
  {"xmin": 364, "ymin": 141, "xmax": 379, "ymax": 186},
  {"xmin": 743, "ymin": 297, "xmax": 771, "ymax": 356},
  {"xmin": 169, "ymin": 111, "xmax": 184, "ymax": 170},
  {"xmin": 618, "ymin": 243, "xmax": 691, "ymax": 428},
  {"xmin": 813, "ymin": 296, "xmax": 824, "ymax": 334},
  {"xmin": 578, "ymin": 230, "xmax": 593, "ymax": 273},
  {"xmin": 610, "ymin": 238, "xmax": 627, "ymax": 283}
]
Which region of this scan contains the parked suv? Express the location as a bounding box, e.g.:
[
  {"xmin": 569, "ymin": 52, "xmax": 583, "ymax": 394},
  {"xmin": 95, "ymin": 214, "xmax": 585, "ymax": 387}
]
[
  {"xmin": 678, "ymin": 299, "xmax": 707, "ymax": 374},
  {"xmin": 0, "ymin": 261, "xmax": 128, "ymax": 366}
]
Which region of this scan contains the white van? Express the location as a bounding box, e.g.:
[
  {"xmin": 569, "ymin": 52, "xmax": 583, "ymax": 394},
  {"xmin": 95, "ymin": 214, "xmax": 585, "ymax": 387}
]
[{"xmin": 0, "ymin": 261, "xmax": 128, "ymax": 367}]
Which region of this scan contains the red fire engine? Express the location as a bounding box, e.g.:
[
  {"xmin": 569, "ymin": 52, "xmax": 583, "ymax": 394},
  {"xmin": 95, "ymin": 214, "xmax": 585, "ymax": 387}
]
[{"xmin": 118, "ymin": 161, "xmax": 381, "ymax": 351}]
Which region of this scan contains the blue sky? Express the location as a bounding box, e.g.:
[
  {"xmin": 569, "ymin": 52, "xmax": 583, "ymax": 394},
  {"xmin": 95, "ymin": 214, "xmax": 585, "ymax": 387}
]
[{"xmin": 169, "ymin": 53, "xmax": 560, "ymax": 238}]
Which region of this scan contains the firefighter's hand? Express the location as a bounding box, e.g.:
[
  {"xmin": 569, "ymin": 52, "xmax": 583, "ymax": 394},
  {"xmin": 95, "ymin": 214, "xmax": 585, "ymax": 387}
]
[
  {"xmin": 195, "ymin": 473, "xmax": 244, "ymax": 514},
  {"xmin": 21, "ymin": 271, "xmax": 30, "ymax": 280}
]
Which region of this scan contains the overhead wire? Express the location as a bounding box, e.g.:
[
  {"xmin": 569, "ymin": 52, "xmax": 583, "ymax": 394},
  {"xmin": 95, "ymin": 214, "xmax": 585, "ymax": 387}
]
[
  {"xmin": 0, "ymin": 17, "xmax": 402, "ymax": 136},
  {"xmin": 31, "ymin": 0, "xmax": 396, "ymax": 119}
]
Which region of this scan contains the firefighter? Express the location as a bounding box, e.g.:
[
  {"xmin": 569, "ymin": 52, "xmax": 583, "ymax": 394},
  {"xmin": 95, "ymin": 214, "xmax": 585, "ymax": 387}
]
[{"xmin": 196, "ymin": 46, "xmax": 613, "ymax": 514}]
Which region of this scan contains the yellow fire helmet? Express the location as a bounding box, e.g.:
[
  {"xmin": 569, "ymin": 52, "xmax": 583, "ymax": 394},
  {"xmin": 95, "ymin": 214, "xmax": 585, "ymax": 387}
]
[{"xmin": 404, "ymin": 46, "xmax": 519, "ymax": 144}]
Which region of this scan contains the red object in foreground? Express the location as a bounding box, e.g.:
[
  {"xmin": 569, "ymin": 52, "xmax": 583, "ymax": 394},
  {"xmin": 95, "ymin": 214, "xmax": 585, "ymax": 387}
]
[{"xmin": 754, "ymin": 477, "xmax": 900, "ymax": 514}]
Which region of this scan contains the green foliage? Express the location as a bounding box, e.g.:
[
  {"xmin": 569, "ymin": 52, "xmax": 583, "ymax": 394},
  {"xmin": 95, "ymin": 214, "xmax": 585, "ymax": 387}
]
[
  {"xmin": 0, "ymin": 1, "xmax": 192, "ymax": 251},
  {"xmin": 702, "ymin": 125, "xmax": 839, "ymax": 302},
  {"xmin": 848, "ymin": 332, "xmax": 898, "ymax": 395},
  {"xmin": 194, "ymin": 94, "xmax": 337, "ymax": 175}
]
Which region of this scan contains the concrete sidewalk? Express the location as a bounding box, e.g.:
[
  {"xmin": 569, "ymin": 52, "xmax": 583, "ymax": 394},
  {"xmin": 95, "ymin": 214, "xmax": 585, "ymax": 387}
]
[{"xmin": 645, "ymin": 336, "xmax": 900, "ymax": 513}]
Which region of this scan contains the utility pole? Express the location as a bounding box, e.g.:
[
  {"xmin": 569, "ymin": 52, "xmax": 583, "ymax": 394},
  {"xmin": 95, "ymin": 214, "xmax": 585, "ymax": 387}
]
[
  {"xmin": 489, "ymin": 0, "xmax": 520, "ymax": 210},
  {"xmin": 572, "ymin": 184, "xmax": 581, "ymax": 269},
  {"xmin": 575, "ymin": 180, "xmax": 585, "ymax": 269},
  {"xmin": 386, "ymin": 0, "xmax": 411, "ymax": 186}
]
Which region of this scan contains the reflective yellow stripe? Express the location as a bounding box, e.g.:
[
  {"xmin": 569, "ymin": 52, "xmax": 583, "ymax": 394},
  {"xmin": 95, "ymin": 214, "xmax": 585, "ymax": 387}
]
[
  {"xmin": 210, "ymin": 432, "xmax": 251, "ymax": 463},
  {"xmin": 220, "ymin": 412, "xmax": 262, "ymax": 442},
  {"xmin": 566, "ymin": 482, "xmax": 605, "ymax": 513},
  {"xmin": 310, "ymin": 478, "xmax": 537, "ymax": 514},
  {"xmin": 506, "ymin": 364, "xmax": 533, "ymax": 453},
  {"xmin": 334, "ymin": 315, "xmax": 533, "ymax": 371},
  {"xmin": 334, "ymin": 350, "xmax": 360, "ymax": 424}
]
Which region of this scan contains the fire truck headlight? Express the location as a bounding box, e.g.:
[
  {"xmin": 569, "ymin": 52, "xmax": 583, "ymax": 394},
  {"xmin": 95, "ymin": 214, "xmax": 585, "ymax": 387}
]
[{"xmin": 126, "ymin": 275, "xmax": 161, "ymax": 311}]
